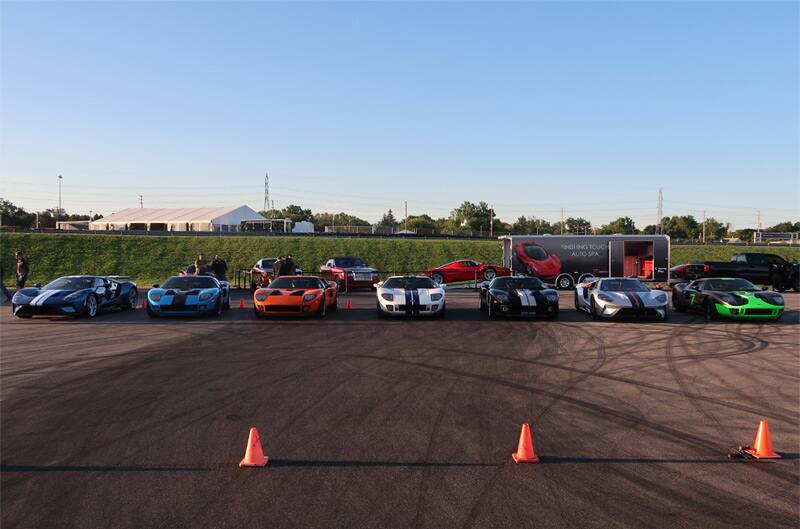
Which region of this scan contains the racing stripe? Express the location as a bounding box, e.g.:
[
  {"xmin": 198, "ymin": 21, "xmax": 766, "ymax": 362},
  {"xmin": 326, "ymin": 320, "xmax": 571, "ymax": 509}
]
[
  {"xmin": 412, "ymin": 290, "xmax": 420, "ymax": 306},
  {"xmin": 404, "ymin": 289, "xmax": 412, "ymax": 307},
  {"xmin": 515, "ymin": 289, "xmax": 536, "ymax": 306},
  {"xmin": 30, "ymin": 289, "xmax": 62, "ymax": 306},
  {"xmin": 625, "ymin": 292, "xmax": 643, "ymax": 309}
]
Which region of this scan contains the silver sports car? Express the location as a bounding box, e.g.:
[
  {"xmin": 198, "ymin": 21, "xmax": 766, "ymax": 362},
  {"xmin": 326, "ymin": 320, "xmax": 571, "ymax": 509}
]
[{"xmin": 574, "ymin": 277, "xmax": 668, "ymax": 320}]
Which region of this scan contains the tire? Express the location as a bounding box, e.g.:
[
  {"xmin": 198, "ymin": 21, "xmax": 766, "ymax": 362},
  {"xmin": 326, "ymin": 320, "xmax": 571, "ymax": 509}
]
[
  {"xmin": 316, "ymin": 298, "xmax": 326, "ymax": 318},
  {"xmin": 224, "ymin": 296, "xmax": 231, "ymax": 310},
  {"xmin": 590, "ymin": 298, "xmax": 600, "ymax": 320},
  {"xmin": 661, "ymin": 309, "xmax": 669, "ymax": 321},
  {"xmin": 704, "ymin": 299, "xmax": 717, "ymax": 321},
  {"xmin": 556, "ymin": 275, "xmax": 574, "ymax": 290},
  {"xmin": 125, "ymin": 288, "xmax": 138, "ymax": 310},
  {"xmin": 437, "ymin": 303, "xmax": 446, "ymax": 319},
  {"xmin": 550, "ymin": 306, "xmax": 560, "ymax": 320},
  {"xmin": 250, "ymin": 281, "xmax": 257, "ymax": 292},
  {"xmin": 212, "ymin": 299, "xmax": 223, "ymax": 316},
  {"xmin": 253, "ymin": 307, "xmax": 264, "ymax": 319},
  {"xmin": 329, "ymin": 294, "xmax": 338, "ymax": 311},
  {"xmin": 431, "ymin": 273, "xmax": 444, "ymax": 285},
  {"xmin": 146, "ymin": 304, "xmax": 157, "ymax": 318},
  {"xmin": 479, "ymin": 295, "xmax": 487, "ymax": 311},
  {"xmin": 488, "ymin": 299, "xmax": 498, "ymax": 319},
  {"xmin": 483, "ymin": 268, "xmax": 496, "ymax": 281},
  {"xmin": 574, "ymin": 293, "xmax": 580, "ymax": 311},
  {"xmin": 83, "ymin": 294, "xmax": 98, "ymax": 318},
  {"xmin": 672, "ymin": 294, "xmax": 686, "ymax": 312},
  {"xmin": 376, "ymin": 301, "xmax": 386, "ymax": 318}
]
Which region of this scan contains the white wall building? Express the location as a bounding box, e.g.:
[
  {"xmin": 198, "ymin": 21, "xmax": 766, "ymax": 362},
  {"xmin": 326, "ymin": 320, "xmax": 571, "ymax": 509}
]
[{"xmin": 89, "ymin": 206, "xmax": 265, "ymax": 232}]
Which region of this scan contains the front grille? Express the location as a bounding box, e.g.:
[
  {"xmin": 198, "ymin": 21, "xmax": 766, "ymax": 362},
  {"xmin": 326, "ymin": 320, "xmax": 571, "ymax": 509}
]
[
  {"xmin": 616, "ymin": 308, "xmax": 659, "ymax": 317},
  {"xmin": 396, "ymin": 304, "xmax": 430, "ymax": 311},
  {"xmin": 744, "ymin": 308, "xmax": 774, "ymax": 315},
  {"xmin": 264, "ymin": 305, "xmax": 302, "ymax": 312},
  {"xmin": 353, "ymin": 273, "xmax": 372, "ymax": 281},
  {"xmin": 161, "ymin": 304, "xmax": 199, "ymax": 312}
]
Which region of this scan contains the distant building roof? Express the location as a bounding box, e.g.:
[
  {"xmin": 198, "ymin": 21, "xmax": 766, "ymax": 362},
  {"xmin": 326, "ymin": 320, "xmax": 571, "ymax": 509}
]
[{"xmin": 92, "ymin": 206, "xmax": 264, "ymax": 224}]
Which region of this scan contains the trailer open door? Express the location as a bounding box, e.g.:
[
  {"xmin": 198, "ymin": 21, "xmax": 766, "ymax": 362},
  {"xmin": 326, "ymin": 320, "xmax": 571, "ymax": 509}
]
[{"xmin": 609, "ymin": 240, "xmax": 625, "ymax": 277}]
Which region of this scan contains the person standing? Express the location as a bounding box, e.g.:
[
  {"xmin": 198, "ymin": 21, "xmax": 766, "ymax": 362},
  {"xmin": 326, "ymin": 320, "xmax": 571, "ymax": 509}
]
[
  {"xmin": 1, "ymin": 264, "xmax": 13, "ymax": 302},
  {"xmin": 15, "ymin": 251, "xmax": 29, "ymax": 289},
  {"xmin": 194, "ymin": 254, "xmax": 207, "ymax": 275},
  {"xmin": 280, "ymin": 255, "xmax": 297, "ymax": 276},
  {"xmin": 272, "ymin": 256, "xmax": 283, "ymax": 278},
  {"xmin": 211, "ymin": 254, "xmax": 228, "ymax": 281}
]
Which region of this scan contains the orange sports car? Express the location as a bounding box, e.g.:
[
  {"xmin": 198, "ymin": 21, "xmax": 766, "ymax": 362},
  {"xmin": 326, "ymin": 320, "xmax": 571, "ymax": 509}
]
[{"xmin": 253, "ymin": 275, "xmax": 339, "ymax": 318}]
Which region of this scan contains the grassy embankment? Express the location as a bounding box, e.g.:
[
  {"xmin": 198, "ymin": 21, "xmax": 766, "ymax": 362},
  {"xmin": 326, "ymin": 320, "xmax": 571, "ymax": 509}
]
[{"xmin": 2, "ymin": 233, "xmax": 798, "ymax": 286}]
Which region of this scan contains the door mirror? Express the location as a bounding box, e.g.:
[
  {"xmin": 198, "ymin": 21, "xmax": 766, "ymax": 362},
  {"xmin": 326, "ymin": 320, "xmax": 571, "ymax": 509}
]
[
  {"xmin": 374, "ymin": 282, "xmax": 383, "ymax": 288},
  {"xmin": 762, "ymin": 286, "xmax": 769, "ymax": 291},
  {"xmin": 96, "ymin": 286, "xmax": 106, "ymax": 295},
  {"xmin": 480, "ymin": 281, "xmax": 490, "ymax": 289},
  {"xmin": 320, "ymin": 265, "xmax": 331, "ymax": 272},
  {"xmin": 34, "ymin": 283, "xmax": 42, "ymax": 289},
  {"xmin": 152, "ymin": 284, "xmax": 159, "ymax": 288}
]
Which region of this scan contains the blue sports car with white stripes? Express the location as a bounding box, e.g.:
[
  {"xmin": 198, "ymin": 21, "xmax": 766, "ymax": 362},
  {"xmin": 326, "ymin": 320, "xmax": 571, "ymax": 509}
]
[
  {"xmin": 12, "ymin": 275, "xmax": 138, "ymax": 318},
  {"xmin": 375, "ymin": 276, "xmax": 445, "ymax": 318},
  {"xmin": 146, "ymin": 275, "xmax": 230, "ymax": 317}
]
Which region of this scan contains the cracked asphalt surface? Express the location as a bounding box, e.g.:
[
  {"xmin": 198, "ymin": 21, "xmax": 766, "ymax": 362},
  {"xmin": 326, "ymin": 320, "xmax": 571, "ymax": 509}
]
[{"xmin": 1, "ymin": 290, "xmax": 798, "ymax": 528}]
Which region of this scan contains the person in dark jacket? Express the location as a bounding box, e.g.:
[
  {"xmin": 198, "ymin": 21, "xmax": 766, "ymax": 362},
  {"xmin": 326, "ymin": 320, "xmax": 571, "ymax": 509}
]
[
  {"xmin": 273, "ymin": 256, "xmax": 283, "ymax": 278},
  {"xmin": 280, "ymin": 255, "xmax": 297, "ymax": 276},
  {"xmin": 194, "ymin": 254, "xmax": 207, "ymax": 275},
  {"xmin": 15, "ymin": 251, "xmax": 29, "ymax": 289},
  {"xmin": 1, "ymin": 264, "xmax": 12, "ymax": 302},
  {"xmin": 211, "ymin": 255, "xmax": 228, "ymax": 281}
]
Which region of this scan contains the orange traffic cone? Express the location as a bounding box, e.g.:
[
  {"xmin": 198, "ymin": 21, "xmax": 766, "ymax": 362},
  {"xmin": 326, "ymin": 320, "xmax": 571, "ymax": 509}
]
[
  {"xmin": 346, "ymin": 299, "xmax": 352, "ymax": 310},
  {"xmin": 512, "ymin": 423, "xmax": 539, "ymax": 463},
  {"xmin": 239, "ymin": 298, "xmax": 245, "ymax": 309},
  {"xmin": 744, "ymin": 420, "xmax": 780, "ymax": 459},
  {"xmin": 239, "ymin": 427, "xmax": 268, "ymax": 467}
]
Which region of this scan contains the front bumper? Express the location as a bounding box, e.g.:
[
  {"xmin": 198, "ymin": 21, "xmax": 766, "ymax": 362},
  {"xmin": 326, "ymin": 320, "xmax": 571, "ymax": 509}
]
[
  {"xmin": 714, "ymin": 304, "xmax": 783, "ymax": 319},
  {"xmin": 148, "ymin": 301, "xmax": 217, "ymax": 316},
  {"xmin": 378, "ymin": 299, "xmax": 444, "ymax": 316},
  {"xmin": 254, "ymin": 298, "xmax": 322, "ymax": 316},
  {"xmin": 490, "ymin": 298, "xmax": 557, "ymax": 317},
  {"xmin": 13, "ymin": 302, "xmax": 81, "ymax": 317},
  {"xmin": 597, "ymin": 303, "xmax": 667, "ymax": 319}
]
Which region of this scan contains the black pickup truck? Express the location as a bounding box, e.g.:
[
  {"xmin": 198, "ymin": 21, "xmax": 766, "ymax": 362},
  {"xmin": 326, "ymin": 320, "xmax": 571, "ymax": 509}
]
[{"xmin": 670, "ymin": 252, "xmax": 799, "ymax": 291}]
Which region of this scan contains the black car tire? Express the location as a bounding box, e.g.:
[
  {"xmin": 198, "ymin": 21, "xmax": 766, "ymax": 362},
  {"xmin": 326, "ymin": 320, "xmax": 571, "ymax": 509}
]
[
  {"xmin": 316, "ymin": 298, "xmax": 326, "ymax": 318},
  {"xmin": 376, "ymin": 302, "xmax": 386, "ymax": 318},
  {"xmin": 437, "ymin": 304, "xmax": 446, "ymax": 319},
  {"xmin": 253, "ymin": 307, "xmax": 264, "ymax": 319},
  {"xmin": 488, "ymin": 300, "xmax": 499, "ymax": 319},
  {"xmin": 574, "ymin": 293, "xmax": 580, "ymax": 311},
  {"xmin": 479, "ymin": 295, "xmax": 487, "ymax": 311},
  {"xmin": 550, "ymin": 306, "xmax": 559, "ymax": 320},
  {"xmin": 672, "ymin": 294, "xmax": 686, "ymax": 312},
  {"xmin": 329, "ymin": 294, "xmax": 338, "ymax": 311},
  {"xmin": 704, "ymin": 299, "xmax": 717, "ymax": 321},
  {"xmin": 431, "ymin": 273, "xmax": 444, "ymax": 285},
  {"xmin": 591, "ymin": 298, "xmax": 600, "ymax": 320},
  {"xmin": 556, "ymin": 275, "xmax": 574, "ymax": 290},
  {"xmin": 125, "ymin": 288, "xmax": 138, "ymax": 310},
  {"xmin": 83, "ymin": 294, "xmax": 99, "ymax": 318},
  {"xmin": 483, "ymin": 268, "xmax": 496, "ymax": 281},
  {"xmin": 224, "ymin": 296, "xmax": 231, "ymax": 310},
  {"xmin": 146, "ymin": 304, "xmax": 157, "ymax": 318}
]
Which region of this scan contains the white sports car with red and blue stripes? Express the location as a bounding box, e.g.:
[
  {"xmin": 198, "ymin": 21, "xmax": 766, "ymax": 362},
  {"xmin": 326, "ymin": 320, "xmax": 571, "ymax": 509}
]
[{"xmin": 574, "ymin": 278, "xmax": 668, "ymax": 320}]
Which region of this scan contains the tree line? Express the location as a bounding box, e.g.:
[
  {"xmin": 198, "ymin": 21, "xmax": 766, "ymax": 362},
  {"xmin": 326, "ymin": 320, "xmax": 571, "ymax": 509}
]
[{"xmin": 2, "ymin": 197, "xmax": 797, "ymax": 241}]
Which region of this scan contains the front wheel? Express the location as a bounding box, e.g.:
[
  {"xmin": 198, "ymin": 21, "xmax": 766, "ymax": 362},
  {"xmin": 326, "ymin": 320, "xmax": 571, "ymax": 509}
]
[
  {"xmin": 672, "ymin": 294, "xmax": 686, "ymax": 312},
  {"xmin": 329, "ymin": 294, "xmax": 338, "ymax": 311},
  {"xmin": 483, "ymin": 268, "xmax": 496, "ymax": 281},
  {"xmin": 316, "ymin": 299, "xmax": 326, "ymax": 318},
  {"xmin": 590, "ymin": 298, "xmax": 600, "ymax": 320},
  {"xmin": 436, "ymin": 302, "xmax": 446, "ymax": 319},
  {"xmin": 376, "ymin": 301, "xmax": 386, "ymax": 319},
  {"xmin": 125, "ymin": 289, "xmax": 138, "ymax": 310},
  {"xmin": 574, "ymin": 293, "xmax": 580, "ymax": 311},
  {"xmin": 479, "ymin": 295, "xmax": 487, "ymax": 311},
  {"xmin": 431, "ymin": 273, "xmax": 444, "ymax": 285},
  {"xmin": 704, "ymin": 300, "xmax": 717, "ymax": 321},
  {"xmin": 556, "ymin": 275, "xmax": 574, "ymax": 290},
  {"xmin": 83, "ymin": 294, "xmax": 99, "ymax": 318}
]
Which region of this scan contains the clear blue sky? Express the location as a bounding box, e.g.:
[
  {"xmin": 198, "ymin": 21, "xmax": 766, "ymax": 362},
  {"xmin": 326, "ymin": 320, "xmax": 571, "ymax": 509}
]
[{"xmin": 1, "ymin": 1, "xmax": 798, "ymax": 229}]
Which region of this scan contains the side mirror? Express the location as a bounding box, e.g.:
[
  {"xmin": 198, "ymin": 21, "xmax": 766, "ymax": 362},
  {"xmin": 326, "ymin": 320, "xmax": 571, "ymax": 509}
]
[
  {"xmin": 762, "ymin": 286, "xmax": 769, "ymax": 291},
  {"xmin": 320, "ymin": 266, "xmax": 331, "ymax": 272},
  {"xmin": 96, "ymin": 286, "xmax": 106, "ymax": 295},
  {"xmin": 480, "ymin": 281, "xmax": 490, "ymax": 289},
  {"xmin": 34, "ymin": 283, "xmax": 42, "ymax": 289},
  {"xmin": 152, "ymin": 284, "xmax": 160, "ymax": 288},
  {"xmin": 374, "ymin": 282, "xmax": 383, "ymax": 288}
]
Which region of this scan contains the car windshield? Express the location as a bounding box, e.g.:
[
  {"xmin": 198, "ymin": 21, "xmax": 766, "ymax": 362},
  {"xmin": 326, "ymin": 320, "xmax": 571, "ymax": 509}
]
[
  {"xmin": 384, "ymin": 277, "xmax": 436, "ymax": 289},
  {"xmin": 492, "ymin": 277, "xmax": 545, "ymax": 290},
  {"xmin": 335, "ymin": 257, "xmax": 366, "ymax": 268},
  {"xmin": 258, "ymin": 259, "xmax": 276, "ymax": 268},
  {"xmin": 162, "ymin": 276, "xmax": 219, "ymax": 290},
  {"xmin": 599, "ymin": 279, "xmax": 649, "ymax": 292},
  {"xmin": 269, "ymin": 277, "xmax": 324, "ymax": 289},
  {"xmin": 523, "ymin": 245, "xmax": 547, "ymax": 260},
  {"xmin": 703, "ymin": 278, "xmax": 758, "ymax": 292},
  {"xmin": 44, "ymin": 276, "xmax": 96, "ymax": 290}
]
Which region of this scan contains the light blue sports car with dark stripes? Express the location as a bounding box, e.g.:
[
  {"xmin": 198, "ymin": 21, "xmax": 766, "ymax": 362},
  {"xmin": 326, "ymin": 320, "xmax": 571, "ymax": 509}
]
[{"xmin": 146, "ymin": 275, "xmax": 230, "ymax": 317}]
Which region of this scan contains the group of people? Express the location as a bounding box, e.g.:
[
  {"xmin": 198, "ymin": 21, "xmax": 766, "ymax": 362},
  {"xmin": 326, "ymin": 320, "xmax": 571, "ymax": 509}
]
[
  {"xmin": 272, "ymin": 255, "xmax": 297, "ymax": 277},
  {"xmin": 2, "ymin": 251, "xmax": 30, "ymax": 302},
  {"xmin": 193, "ymin": 254, "xmax": 228, "ymax": 281}
]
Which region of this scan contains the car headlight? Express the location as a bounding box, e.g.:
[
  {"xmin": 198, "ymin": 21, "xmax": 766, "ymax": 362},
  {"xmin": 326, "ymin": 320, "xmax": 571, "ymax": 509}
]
[
  {"xmin": 655, "ymin": 294, "xmax": 667, "ymax": 303},
  {"xmin": 255, "ymin": 293, "xmax": 267, "ymax": 302},
  {"xmin": 756, "ymin": 292, "xmax": 784, "ymax": 305},
  {"xmin": 381, "ymin": 293, "xmax": 393, "ymax": 302},
  {"xmin": 303, "ymin": 293, "xmax": 318, "ymax": 302},
  {"xmin": 546, "ymin": 293, "xmax": 558, "ymax": 302},
  {"xmin": 199, "ymin": 292, "xmax": 213, "ymax": 301},
  {"xmin": 491, "ymin": 291, "xmax": 509, "ymax": 302},
  {"xmin": 597, "ymin": 293, "xmax": 613, "ymax": 302},
  {"xmin": 149, "ymin": 293, "xmax": 162, "ymax": 301},
  {"xmin": 431, "ymin": 293, "xmax": 443, "ymax": 301}
]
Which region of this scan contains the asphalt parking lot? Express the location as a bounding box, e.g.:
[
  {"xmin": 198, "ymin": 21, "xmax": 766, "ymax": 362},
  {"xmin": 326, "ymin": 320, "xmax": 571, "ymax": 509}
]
[{"xmin": 1, "ymin": 290, "xmax": 798, "ymax": 529}]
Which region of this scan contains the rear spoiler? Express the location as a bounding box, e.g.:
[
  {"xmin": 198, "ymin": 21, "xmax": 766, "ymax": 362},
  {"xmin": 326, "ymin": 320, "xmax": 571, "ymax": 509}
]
[{"xmin": 104, "ymin": 275, "xmax": 132, "ymax": 281}]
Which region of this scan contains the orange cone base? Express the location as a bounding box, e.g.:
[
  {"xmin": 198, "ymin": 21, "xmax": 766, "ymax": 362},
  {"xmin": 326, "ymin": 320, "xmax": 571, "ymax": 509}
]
[
  {"xmin": 512, "ymin": 452, "xmax": 539, "ymax": 464},
  {"xmin": 743, "ymin": 449, "xmax": 780, "ymax": 459},
  {"xmin": 239, "ymin": 455, "xmax": 268, "ymax": 467}
]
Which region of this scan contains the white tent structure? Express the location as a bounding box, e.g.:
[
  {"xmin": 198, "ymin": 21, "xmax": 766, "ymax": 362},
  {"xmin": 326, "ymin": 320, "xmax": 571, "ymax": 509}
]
[{"xmin": 89, "ymin": 206, "xmax": 265, "ymax": 232}]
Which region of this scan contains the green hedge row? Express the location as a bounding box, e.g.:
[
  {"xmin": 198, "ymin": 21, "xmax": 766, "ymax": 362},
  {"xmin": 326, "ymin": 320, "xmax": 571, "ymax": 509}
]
[{"xmin": 1, "ymin": 233, "xmax": 798, "ymax": 286}]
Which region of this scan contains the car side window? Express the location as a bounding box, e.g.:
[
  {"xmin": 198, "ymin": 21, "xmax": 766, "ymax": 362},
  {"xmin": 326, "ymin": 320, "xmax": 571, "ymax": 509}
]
[
  {"xmin": 93, "ymin": 277, "xmax": 104, "ymax": 288},
  {"xmin": 749, "ymin": 255, "xmax": 767, "ymax": 266}
]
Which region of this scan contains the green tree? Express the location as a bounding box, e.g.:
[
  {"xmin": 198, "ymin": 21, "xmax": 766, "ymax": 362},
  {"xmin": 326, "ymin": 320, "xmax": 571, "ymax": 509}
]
[
  {"xmin": 599, "ymin": 216, "xmax": 637, "ymax": 234},
  {"xmin": 662, "ymin": 215, "xmax": 699, "ymax": 239},
  {"xmin": 699, "ymin": 217, "xmax": 729, "ymax": 241},
  {"xmin": 767, "ymin": 221, "xmax": 800, "ymax": 232},
  {"xmin": 280, "ymin": 204, "xmax": 313, "ymax": 223},
  {"xmin": 380, "ymin": 209, "xmax": 398, "ymax": 227},
  {"xmin": 565, "ymin": 217, "xmax": 592, "ymax": 234},
  {"xmin": 0, "ymin": 199, "xmax": 35, "ymax": 228}
]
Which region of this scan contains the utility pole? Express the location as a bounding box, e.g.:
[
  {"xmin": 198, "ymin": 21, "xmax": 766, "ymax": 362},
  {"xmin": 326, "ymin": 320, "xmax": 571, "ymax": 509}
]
[
  {"xmin": 405, "ymin": 201, "xmax": 408, "ymax": 232},
  {"xmin": 138, "ymin": 195, "xmax": 143, "ymax": 208},
  {"xmin": 560, "ymin": 208, "xmax": 564, "ymax": 235},
  {"xmin": 489, "ymin": 205, "xmax": 494, "ymax": 238},
  {"xmin": 58, "ymin": 175, "xmax": 63, "ymax": 221},
  {"xmin": 657, "ymin": 188, "xmax": 663, "ymax": 234},
  {"xmin": 756, "ymin": 211, "xmax": 762, "ymax": 243},
  {"xmin": 264, "ymin": 172, "xmax": 272, "ymax": 217},
  {"xmin": 702, "ymin": 210, "xmax": 706, "ymax": 243}
]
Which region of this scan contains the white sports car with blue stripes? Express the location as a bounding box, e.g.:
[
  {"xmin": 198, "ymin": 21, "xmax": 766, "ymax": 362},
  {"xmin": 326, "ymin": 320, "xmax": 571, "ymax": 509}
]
[{"xmin": 375, "ymin": 276, "xmax": 445, "ymax": 318}]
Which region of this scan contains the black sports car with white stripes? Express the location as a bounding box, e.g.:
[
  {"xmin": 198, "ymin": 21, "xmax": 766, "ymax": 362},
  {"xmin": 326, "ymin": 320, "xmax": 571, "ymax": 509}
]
[
  {"xmin": 479, "ymin": 276, "xmax": 559, "ymax": 319},
  {"xmin": 11, "ymin": 275, "xmax": 138, "ymax": 318}
]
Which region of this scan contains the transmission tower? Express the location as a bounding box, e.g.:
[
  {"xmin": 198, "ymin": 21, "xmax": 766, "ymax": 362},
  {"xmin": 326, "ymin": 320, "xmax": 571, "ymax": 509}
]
[
  {"xmin": 264, "ymin": 173, "xmax": 269, "ymax": 211},
  {"xmin": 657, "ymin": 188, "xmax": 663, "ymax": 234}
]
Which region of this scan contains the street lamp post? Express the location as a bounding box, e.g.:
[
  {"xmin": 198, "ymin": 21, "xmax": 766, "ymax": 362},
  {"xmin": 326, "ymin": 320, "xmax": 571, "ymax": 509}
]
[{"xmin": 57, "ymin": 175, "xmax": 63, "ymax": 223}]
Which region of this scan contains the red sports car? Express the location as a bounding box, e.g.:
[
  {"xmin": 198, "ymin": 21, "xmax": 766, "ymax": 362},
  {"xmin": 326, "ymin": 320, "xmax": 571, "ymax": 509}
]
[
  {"xmin": 421, "ymin": 260, "xmax": 511, "ymax": 285},
  {"xmin": 513, "ymin": 242, "xmax": 561, "ymax": 282}
]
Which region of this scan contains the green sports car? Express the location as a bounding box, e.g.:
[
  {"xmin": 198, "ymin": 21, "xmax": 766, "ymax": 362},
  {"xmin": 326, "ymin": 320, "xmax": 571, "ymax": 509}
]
[{"xmin": 672, "ymin": 278, "xmax": 784, "ymax": 321}]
